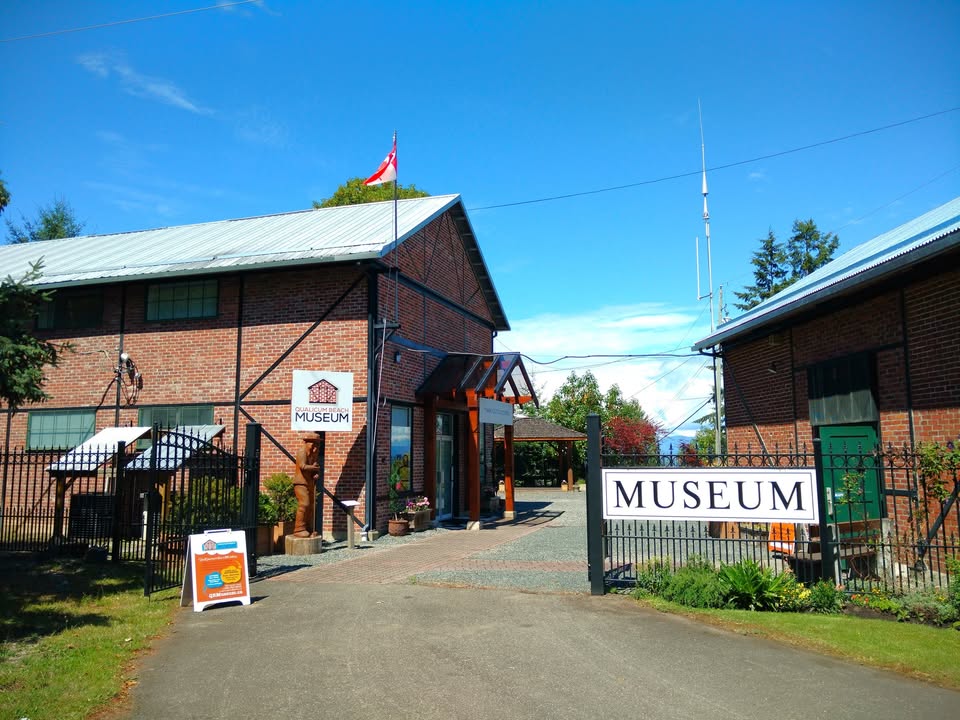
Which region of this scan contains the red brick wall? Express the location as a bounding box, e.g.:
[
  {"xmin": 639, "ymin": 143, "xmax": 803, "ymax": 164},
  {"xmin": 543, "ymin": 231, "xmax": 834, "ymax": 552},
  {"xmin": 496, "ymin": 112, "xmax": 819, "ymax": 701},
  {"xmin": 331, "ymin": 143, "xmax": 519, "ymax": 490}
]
[
  {"xmin": 1, "ymin": 209, "xmax": 499, "ymax": 536},
  {"xmin": 722, "ymin": 259, "xmax": 960, "ymax": 536}
]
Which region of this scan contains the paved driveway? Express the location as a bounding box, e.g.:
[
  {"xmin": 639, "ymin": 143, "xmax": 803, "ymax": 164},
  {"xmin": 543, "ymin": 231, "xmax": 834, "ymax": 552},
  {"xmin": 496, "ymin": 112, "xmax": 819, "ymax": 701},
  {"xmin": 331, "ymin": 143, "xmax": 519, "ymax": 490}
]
[{"xmin": 126, "ymin": 491, "xmax": 959, "ymax": 719}]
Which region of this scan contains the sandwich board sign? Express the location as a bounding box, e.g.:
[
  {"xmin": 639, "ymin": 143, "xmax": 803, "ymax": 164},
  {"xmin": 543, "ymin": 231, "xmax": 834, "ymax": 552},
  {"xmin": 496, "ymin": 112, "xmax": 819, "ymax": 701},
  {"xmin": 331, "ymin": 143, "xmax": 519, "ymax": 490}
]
[{"xmin": 180, "ymin": 529, "xmax": 251, "ymax": 612}]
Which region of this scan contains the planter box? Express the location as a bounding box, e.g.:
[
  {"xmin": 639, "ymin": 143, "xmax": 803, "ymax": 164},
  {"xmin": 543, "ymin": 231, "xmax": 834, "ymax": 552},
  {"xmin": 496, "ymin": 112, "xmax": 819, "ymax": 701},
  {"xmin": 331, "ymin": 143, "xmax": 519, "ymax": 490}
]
[
  {"xmin": 273, "ymin": 520, "xmax": 295, "ymax": 552},
  {"xmin": 406, "ymin": 509, "xmax": 431, "ymax": 532},
  {"xmin": 256, "ymin": 525, "xmax": 274, "ymax": 556}
]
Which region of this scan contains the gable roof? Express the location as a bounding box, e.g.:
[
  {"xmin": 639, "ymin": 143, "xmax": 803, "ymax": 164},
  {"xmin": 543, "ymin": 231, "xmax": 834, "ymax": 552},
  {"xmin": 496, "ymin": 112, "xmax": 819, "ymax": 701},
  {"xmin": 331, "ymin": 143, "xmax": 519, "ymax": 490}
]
[
  {"xmin": 493, "ymin": 417, "xmax": 586, "ymax": 441},
  {"xmin": 693, "ymin": 196, "xmax": 960, "ymax": 351},
  {"xmin": 1, "ymin": 194, "xmax": 509, "ymax": 330}
]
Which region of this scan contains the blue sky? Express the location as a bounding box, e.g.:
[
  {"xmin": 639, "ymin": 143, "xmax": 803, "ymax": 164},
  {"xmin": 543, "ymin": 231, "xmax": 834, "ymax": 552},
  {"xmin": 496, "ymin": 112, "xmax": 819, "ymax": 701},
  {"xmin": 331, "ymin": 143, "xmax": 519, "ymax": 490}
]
[{"xmin": 3, "ymin": 1, "xmax": 959, "ymax": 442}]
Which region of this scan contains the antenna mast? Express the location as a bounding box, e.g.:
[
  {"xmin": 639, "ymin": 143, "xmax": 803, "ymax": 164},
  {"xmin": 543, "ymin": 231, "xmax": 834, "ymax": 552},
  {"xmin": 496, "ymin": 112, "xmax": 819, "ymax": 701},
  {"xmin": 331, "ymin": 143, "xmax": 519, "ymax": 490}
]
[{"xmin": 698, "ymin": 100, "xmax": 723, "ymax": 457}]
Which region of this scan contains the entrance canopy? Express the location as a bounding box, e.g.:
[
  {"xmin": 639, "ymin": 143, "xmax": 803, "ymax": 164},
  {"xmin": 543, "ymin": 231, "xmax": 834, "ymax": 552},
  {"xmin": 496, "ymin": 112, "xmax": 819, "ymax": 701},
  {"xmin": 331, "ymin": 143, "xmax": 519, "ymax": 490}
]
[
  {"xmin": 417, "ymin": 353, "xmax": 538, "ymax": 527},
  {"xmin": 417, "ymin": 352, "xmax": 538, "ymax": 407}
]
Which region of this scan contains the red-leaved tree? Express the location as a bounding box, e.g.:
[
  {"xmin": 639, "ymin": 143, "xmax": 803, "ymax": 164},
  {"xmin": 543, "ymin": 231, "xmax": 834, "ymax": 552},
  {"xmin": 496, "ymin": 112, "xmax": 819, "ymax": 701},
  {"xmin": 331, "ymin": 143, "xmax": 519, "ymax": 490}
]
[{"xmin": 605, "ymin": 415, "xmax": 660, "ymax": 456}]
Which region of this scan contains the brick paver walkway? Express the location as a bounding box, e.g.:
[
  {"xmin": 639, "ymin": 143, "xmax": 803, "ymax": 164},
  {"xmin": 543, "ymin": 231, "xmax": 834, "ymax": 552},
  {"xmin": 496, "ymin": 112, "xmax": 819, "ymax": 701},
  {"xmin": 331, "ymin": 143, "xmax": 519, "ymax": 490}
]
[{"xmin": 276, "ymin": 517, "xmax": 581, "ymax": 585}]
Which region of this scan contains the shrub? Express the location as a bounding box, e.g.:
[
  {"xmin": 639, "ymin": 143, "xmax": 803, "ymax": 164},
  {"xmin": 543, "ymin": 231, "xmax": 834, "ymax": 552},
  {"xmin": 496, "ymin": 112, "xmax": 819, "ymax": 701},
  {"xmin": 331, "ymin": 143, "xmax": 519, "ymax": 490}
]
[
  {"xmin": 848, "ymin": 588, "xmax": 908, "ymax": 620},
  {"xmin": 262, "ymin": 472, "xmax": 298, "ymax": 523},
  {"xmin": 900, "ymin": 590, "xmax": 958, "ymax": 627},
  {"xmin": 775, "ymin": 569, "xmax": 811, "ymax": 612},
  {"xmin": 808, "ymin": 580, "xmax": 845, "ymax": 614},
  {"xmin": 661, "ymin": 559, "xmax": 726, "ymax": 609},
  {"xmin": 946, "ymin": 555, "xmax": 960, "ymax": 614},
  {"xmin": 718, "ymin": 559, "xmax": 791, "ymax": 611},
  {"xmin": 633, "ymin": 557, "xmax": 673, "ymax": 597}
]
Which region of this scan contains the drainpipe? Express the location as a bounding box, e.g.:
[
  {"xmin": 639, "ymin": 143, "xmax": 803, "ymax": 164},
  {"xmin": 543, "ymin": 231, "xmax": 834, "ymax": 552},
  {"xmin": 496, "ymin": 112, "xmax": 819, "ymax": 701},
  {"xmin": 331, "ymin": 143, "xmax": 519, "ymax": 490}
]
[{"xmin": 364, "ymin": 267, "xmax": 379, "ymax": 535}]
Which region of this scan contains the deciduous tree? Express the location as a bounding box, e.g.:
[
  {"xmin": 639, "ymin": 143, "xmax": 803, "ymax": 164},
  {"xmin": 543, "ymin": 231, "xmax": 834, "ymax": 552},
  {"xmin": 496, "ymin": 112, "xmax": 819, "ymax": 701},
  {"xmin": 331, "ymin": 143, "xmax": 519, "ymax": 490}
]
[
  {"xmin": 6, "ymin": 198, "xmax": 84, "ymax": 244},
  {"xmin": 0, "ymin": 262, "xmax": 64, "ymax": 409},
  {"xmin": 313, "ymin": 178, "xmax": 429, "ymax": 208}
]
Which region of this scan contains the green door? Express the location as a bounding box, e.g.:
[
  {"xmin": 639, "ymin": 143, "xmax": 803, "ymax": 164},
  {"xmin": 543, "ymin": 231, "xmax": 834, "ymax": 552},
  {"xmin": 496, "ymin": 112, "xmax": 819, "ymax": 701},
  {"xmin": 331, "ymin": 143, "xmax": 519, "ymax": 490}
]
[{"xmin": 819, "ymin": 425, "xmax": 882, "ymax": 523}]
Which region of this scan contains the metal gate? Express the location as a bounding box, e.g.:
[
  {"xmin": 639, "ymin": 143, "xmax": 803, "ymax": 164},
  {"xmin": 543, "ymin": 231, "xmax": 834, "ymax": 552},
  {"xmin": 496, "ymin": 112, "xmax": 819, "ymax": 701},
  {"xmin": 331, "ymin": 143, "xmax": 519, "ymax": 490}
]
[
  {"xmin": 585, "ymin": 414, "xmax": 959, "ymax": 597},
  {"xmin": 142, "ymin": 424, "xmax": 261, "ymax": 595}
]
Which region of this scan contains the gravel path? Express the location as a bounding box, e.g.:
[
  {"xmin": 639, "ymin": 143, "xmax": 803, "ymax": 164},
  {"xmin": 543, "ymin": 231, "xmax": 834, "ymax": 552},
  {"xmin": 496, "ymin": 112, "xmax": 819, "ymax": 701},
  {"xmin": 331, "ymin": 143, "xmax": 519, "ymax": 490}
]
[{"xmin": 255, "ymin": 489, "xmax": 590, "ymax": 592}]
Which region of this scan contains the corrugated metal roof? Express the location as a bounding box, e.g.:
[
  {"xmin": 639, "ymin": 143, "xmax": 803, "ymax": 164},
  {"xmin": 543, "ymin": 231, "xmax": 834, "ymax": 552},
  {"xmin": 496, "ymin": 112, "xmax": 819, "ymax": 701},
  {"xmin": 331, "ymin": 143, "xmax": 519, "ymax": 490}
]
[
  {"xmin": 48, "ymin": 426, "xmax": 151, "ymax": 472},
  {"xmin": 1, "ymin": 195, "xmax": 460, "ymax": 287},
  {"xmin": 1, "ymin": 193, "xmax": 512, "ymax": 331},
  {"xmin": 693, "ymin": 196, "xmax": 960, "ymax": 351},
  {"xmin": 125, "ymin": 425, "xmax": 225, "ymax": 471}
]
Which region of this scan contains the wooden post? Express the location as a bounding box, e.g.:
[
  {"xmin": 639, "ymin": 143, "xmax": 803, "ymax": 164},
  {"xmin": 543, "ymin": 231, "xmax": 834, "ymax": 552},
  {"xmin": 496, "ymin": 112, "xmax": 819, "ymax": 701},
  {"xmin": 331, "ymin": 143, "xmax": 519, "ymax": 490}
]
[
  {"xmin": 466, "ymin": 390, "xmax": 481, "ymax": 529},
  {"xmin": 565, "ymin": 441, "xmax": 574, "ymax": 491},
  {"xmin": 504, "ymin": 424, "xmax": 516, "ymax": 519},
  {"xmin": 424, "ymin": 397, "xmax": 437, "ymax": 518}
]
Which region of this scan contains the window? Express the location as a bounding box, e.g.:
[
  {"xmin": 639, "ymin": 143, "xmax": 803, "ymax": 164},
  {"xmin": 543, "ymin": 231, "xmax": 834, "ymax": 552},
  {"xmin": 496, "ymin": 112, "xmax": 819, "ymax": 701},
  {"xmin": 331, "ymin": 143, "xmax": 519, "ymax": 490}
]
[
  {"xmin": 137, "ymin": 405, "xmax": 215, "ymax": 449},
  {"xmin": 139, "ymin": 405, "xmax": 215, "ymax": 429},
  {"xmin": 36, "ymin": 289, "xmax": 103, "ymax": 330},
  {"xmin": 390, "ymin": 406, "xmax": 412, "ymax": 491},
  {"xmin": 27, "ymin": 410, "xmax": 96, "ymax": 450},
  {"xmin": 146, "ymin": 279, "xmax": 218, "ymax": 321}
]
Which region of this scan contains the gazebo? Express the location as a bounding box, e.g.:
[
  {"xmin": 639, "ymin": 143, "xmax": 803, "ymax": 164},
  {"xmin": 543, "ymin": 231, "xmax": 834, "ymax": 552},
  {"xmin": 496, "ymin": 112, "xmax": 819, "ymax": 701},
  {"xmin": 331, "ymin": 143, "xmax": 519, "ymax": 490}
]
[{"xmin": 494, "ymin": 417, "xmax": 586, "ymax": 517}]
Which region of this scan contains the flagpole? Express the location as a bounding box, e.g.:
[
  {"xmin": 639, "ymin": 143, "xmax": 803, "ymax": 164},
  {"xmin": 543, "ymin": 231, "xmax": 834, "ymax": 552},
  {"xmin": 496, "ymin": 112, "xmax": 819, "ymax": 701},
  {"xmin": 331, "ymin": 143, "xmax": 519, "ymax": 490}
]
[{"xmin": 392, "ymin": 130, "xmax": 399, "ymax": 322}]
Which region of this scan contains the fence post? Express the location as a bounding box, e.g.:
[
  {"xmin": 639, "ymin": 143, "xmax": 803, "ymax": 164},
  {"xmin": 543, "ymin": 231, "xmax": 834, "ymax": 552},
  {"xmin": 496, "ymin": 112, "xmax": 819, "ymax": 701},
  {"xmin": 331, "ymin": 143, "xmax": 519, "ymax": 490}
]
[
  {"xmin": 813, "ymin": 436, "xmax": 836, "ymax": 583},
  {"xmin": 586, "ymin": 413, "xmax": 605, "ymax": 595},
  {"xmin": 111, "ymin": 440, "xmax": 126, "ymax": 563},
  {"xmin": 243, "ymin": 423, "xmax": 262, "ymax": 576}
]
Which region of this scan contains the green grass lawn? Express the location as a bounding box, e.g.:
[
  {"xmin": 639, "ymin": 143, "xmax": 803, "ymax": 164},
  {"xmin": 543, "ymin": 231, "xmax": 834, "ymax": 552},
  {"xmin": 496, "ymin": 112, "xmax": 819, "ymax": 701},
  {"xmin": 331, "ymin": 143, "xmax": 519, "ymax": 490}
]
[
  {"xmin": 0, "ymin": 554, "xmax": 179, "ymax": 720},
  {"xmin": 636, "ymin": 595, "xmax": 960, "ymax": 689}
]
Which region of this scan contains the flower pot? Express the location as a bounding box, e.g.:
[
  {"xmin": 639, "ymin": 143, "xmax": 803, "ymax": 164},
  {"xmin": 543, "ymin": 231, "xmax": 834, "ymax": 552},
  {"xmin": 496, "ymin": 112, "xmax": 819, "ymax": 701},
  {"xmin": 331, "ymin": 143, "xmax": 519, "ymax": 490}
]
[
  {"xmin": 406, "ymin": 508, "xmax": 431, "ymax": 532},
  {"xmin": 388, "ymin": 518, "xmax": 410, "ymax": 536}
]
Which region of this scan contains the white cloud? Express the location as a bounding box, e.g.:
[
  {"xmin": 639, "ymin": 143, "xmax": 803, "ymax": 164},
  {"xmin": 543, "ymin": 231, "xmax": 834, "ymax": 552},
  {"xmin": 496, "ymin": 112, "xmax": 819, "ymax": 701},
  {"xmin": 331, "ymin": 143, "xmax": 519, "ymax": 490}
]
[
  {"xmin": 77, "ymin": 52, "xmax": 212, "ymax": 115},
  {"xmin": 235, "ymin": 107, "xmax": 289, "ymax": 147},
  {"xmin": 496, "ymin": 303, "xmax": 717, "ymax": 436}
]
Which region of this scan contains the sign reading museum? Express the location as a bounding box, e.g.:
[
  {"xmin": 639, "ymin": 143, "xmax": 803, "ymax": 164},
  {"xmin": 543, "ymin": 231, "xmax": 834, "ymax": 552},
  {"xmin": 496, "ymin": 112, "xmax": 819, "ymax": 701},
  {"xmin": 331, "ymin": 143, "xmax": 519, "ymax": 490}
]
[
  {"xmin": 601, "ymin": 468, "xmax": 819, "ymax": 524},
  {"xmin": 291, "ymin": 371, "xmax": 354, "ymax": 432}
]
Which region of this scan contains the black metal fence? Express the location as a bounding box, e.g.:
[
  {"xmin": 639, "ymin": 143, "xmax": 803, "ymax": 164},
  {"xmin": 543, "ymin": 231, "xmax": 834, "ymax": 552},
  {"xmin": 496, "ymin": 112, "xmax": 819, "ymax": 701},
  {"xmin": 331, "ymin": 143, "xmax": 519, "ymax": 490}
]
[
  {"xmin": 0, "ymin": 424, "xmax": 262, "ymax": 595},
  {"xmin": 585, "ymin": 416, "xmax": 959, "ymax": 597}
]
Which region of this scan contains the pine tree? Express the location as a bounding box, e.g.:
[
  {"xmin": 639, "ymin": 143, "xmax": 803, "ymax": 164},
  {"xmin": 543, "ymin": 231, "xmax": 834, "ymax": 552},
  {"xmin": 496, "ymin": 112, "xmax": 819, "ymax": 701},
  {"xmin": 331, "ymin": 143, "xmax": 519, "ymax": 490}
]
[{"xmin": 733, "ymin": 230, "xmax": 788, "ymax": 311}]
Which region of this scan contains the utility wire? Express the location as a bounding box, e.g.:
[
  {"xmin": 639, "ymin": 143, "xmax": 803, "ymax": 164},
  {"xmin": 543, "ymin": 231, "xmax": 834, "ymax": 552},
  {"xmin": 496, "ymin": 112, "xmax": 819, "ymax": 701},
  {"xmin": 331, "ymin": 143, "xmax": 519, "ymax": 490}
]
[
  {"xmin": 1, "ymin": 1, "xmax": 260, "ymax": 43},
  {"xmin": 662, "ymin": 398, "xmax": 712, "ymax": 439},
  {"xmin": 468, "ymin": 107, "xmax": 960, "ymax": 211}
]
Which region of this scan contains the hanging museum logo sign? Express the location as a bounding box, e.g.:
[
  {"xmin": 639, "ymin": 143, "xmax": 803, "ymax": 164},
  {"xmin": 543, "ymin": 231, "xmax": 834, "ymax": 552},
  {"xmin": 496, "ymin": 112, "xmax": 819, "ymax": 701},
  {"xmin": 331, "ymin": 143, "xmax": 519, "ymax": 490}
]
[
  {"xmin": 291, "ymin": 370, "xmax": 354, "ymax": 432},
  {"xmin": 601, "ymin": 468, "xmax": 819, "ymax": 523}
]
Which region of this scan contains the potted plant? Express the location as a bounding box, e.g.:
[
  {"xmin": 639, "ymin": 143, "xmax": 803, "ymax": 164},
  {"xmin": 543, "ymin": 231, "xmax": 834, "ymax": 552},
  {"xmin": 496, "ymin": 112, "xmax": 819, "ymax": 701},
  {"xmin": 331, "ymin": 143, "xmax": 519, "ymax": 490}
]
[
  {"xmin": 263, "ymin": 472, "xmax": 298, "ymax": 552},
  {"xmin": 387, "ymin": 479, "xmax": 409, "ymax": 536},
  {"xmin": 405, "ymin": 495, "xmax": 431, "ymax": 532}
]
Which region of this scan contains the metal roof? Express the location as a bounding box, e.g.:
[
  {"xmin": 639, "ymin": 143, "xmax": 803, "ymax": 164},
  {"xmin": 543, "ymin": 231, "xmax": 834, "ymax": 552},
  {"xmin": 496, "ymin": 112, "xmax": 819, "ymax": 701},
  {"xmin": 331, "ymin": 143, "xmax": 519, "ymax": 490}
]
[
  {"xmin": 693, "ymin": 196, "xmax": 960, "ymax": 351},
  {"xmin": 48, "ymin": 426, "xmax": 151, "ymax": 473},
  {"xmin": 493, "ymin": 417, "xmax": 586, "ymax": 441},
  {"xmin": 1, "ymin": 193, "xmax": 510, "ymax": 331},
  {"xmin": 125, "ymin": 425, "xmax": 225, "ymax": 471}
]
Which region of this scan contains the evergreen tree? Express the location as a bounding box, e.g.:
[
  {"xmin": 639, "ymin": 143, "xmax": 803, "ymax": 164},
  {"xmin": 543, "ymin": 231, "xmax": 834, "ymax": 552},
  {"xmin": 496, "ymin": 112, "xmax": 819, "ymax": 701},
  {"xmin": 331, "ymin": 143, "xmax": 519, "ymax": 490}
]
[
  {"xmin": 733, "ymin": 229, "xmax": 788, "ymax": 311},
  {"xmin": 734, "ymin": 220, "xmax": 838, "ymax": 311}
]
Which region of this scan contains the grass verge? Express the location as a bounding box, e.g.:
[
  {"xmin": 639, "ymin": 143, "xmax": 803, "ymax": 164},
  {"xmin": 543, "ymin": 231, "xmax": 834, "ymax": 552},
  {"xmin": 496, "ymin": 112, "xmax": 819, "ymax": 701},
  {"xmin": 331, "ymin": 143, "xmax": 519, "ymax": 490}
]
[
  {"xmin": 0, "ymin": 553, "xmax": 179, "ymax": 720},
  {"xmin": 634, "ymin": 595, "xmax": 960, "ymax": 689}
]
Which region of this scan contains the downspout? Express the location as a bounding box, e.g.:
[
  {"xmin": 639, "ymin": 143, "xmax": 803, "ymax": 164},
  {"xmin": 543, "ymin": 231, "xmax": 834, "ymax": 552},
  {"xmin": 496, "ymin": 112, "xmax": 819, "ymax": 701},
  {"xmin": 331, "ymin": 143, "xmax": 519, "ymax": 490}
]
[
  {"xmin": 365, "ymin": 267, "xmax": 379, "ymax": 534},
  {"xmin": 898, "ymin": 287, "xmax": 916, "ymax": 447},
  {"xmin": 698, "ymin": 346, "xmax": 770, "ymax": 456},
  {"xmin": 114, "ymin": 284, "xmax": 127, "ymax": 427},
  {"xmin": 233, "ymin": 275, "xmax": 245, "ymax": 453}
]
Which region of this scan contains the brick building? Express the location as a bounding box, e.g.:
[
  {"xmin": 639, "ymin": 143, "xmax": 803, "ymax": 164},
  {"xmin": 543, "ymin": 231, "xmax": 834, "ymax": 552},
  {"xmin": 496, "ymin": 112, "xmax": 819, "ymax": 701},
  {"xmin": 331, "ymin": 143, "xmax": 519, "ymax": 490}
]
[
  {"xmin": 0, "ymin": 195, "xmax": 535, "ymax": 538},
  {"xmin": 693, "ymin": 196, "xmax": 960, "ymax": 539}
]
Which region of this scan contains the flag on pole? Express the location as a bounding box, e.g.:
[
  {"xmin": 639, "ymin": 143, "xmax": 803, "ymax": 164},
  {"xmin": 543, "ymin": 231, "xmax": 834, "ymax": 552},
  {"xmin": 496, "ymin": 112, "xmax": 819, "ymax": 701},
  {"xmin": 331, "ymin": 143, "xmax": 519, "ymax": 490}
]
[{"xmin": 364, "ymin": 139, "xmax": 397, "ymax": 186}]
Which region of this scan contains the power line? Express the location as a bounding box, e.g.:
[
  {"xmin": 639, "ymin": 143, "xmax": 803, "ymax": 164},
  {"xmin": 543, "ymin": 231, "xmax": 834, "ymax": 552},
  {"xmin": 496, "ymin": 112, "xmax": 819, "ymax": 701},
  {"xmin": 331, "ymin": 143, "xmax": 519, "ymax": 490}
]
[
  {"xmin": 661, "ymin": 398, "xmax": 712, "ymax": 439},
  {"xmin": 1, "ymin": 1, "xmax": 260, "ymax": 43},
  {"xmin": 467, "ymin": 107, "xmax": 960, "ymax": 212}
]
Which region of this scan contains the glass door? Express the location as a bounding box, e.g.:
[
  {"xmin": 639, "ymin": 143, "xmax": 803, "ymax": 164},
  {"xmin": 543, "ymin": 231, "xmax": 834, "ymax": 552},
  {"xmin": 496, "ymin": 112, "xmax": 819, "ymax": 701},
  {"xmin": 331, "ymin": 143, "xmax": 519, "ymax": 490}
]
[{"xmin": 436, "ymin": 413, "xmax": 455, "ymax": 520}]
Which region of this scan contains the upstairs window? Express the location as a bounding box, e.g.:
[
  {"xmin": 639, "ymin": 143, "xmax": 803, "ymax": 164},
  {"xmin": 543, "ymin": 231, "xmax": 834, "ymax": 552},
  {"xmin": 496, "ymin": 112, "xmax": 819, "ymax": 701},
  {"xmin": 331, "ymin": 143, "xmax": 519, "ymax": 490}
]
[
  {"xmin": 27, "ymin": 410, "xmax": 96, "ymax": 450},
  {"xmin": 146, "ymin": 279, "xmax": 217, "ymax": 321},
  {"xmin": 36, "ymin": 289, "xmax": 103, "ymax": 330}
]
